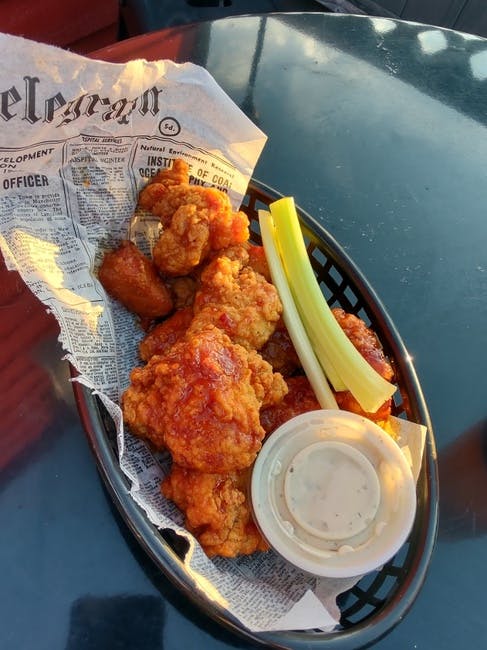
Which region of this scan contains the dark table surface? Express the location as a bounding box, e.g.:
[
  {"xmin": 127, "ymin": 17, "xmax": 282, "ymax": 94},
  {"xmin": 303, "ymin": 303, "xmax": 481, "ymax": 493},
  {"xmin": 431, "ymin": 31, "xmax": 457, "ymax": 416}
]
[{"xmin": 1, "ymin": 12, "xmax": 487, "ymax": 650}]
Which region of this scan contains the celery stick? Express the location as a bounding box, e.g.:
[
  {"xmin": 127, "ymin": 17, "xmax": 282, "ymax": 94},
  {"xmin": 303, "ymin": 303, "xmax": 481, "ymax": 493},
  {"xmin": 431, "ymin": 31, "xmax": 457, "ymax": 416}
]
[
  {"xmin": 297, "ymin": 306, "xmax": 346, "ymax": 391},
  {"xmin": 258, "ymin": 210, "xmax": 338, "ymax": 410},
  {"xmin": 269, "ymin": 197, "xmax": 396, "ymax": 414}
]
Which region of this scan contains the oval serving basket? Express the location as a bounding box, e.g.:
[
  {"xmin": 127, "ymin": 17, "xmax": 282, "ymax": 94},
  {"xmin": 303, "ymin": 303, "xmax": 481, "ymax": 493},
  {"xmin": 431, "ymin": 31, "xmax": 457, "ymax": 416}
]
[{"xmin": 72, "ymin": 179, "xmax": 439, "ymax": 650}]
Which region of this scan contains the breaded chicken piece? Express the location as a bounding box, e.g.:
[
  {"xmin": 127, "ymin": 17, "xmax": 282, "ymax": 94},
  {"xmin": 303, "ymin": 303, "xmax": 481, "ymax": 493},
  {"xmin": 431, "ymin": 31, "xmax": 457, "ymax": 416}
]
[
  {"xmin": 150, "ymin": 184, "xmax": 240, "ymax": 234},
  {"xmin": 247, "ymin": 348, "xmax": 289, "ymax": 407},
  {"xmin": 332, "ymin": 308, "xmax": 394, "ymax": 380},
  {"xmin": 247, "ymin": 244, "xmax": 271, "ymax": 282},
  {"xmin": 260, "ymin": 375, "xmax": 320, "ymax": 435},
  {"xmin": 162, "ymin": 465, "xmax": 268, "ymax": 557},
  {"xmin": 139, "ymin": 307, "xmax": 193, "ymax": 362},
  {"xmin": 123, "ymin": 325, "xmax": 286, "ymax": 472},
  {"xmin": 98, "ymin": 240, "xmax": 173, "ymax": 320},
  {"xmin": 260, "ymin": 310, "xmax": 395, "ymax": 430},
  {"xmin": 191, "ymin": 255, "xmax": 282, "ymax": 351},
  {"xmin": 151, "ymin": 192, "xmax": 249, "ymax": 276},
  {"xmin": 153, "ymin": 204, "xmax": 211, "ymax": 277},
  {"xmin": 139, "ymin": 159, "xmax": 250, "ymax": 276},
  {"xmin": 207, "ymin": 243, "xmax": 269, "ymax": 279},
  {"xmin": 138, "ymin": 159, "xmax": 190, "ymax": 212},
  {"xmin": 209, "ymin": 207, "xmax": 249, "ymax": 251},
  {"xmin": 332, "ymin": 308, "xmax": 394, "ymax": 421},
  {"xmin": 207, "ymin": 243, "xmax": 250, "ymax": 267}
]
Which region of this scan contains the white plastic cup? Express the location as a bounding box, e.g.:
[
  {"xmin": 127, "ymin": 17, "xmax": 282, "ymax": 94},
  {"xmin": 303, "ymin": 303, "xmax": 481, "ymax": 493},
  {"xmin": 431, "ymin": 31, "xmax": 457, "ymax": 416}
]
[{"xmin": 251, "ymin": 409, "xmax": 417, "ymax": 578}]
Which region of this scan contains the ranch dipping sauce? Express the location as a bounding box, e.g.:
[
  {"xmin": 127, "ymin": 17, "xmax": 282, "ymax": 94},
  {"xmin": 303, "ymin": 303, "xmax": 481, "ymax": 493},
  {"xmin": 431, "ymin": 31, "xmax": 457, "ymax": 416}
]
[
  {"xmin": 285, "ymin": 440, "xmax": 381, "ymax": 541},
  {"xmin": 251, "ymin": 410, "xmax": 417, "ymax": 578}
]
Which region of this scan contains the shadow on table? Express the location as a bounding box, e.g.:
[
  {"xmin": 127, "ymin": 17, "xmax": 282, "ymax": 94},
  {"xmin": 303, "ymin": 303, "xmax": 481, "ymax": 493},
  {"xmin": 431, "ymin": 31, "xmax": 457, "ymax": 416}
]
[
  {"xmin": 100, "ymin": 485, "xmax": 255, "ymax": 649},
  {"xmin": 65, "ymin": 594, "xmax": 165, "ymax": 650},
  {"xmin": 438, "ymin": 418, "xmax": 487, "ymax": 540}
]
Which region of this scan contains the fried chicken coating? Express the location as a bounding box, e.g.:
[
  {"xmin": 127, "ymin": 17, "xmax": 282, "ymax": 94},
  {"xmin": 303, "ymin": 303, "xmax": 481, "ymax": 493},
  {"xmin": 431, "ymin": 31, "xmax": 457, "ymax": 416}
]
[
  {"xmin": 123, "ymin": 325, "xmax": 285, "ymax": 472},
  {"xmin": 209, "ymin": 207, "xmax": 249, "ymax": 251},
  {"xmin": 332, "ymin": 307, "xmax": 394, "ymax": 421},
  {"xmin": 247, "ymin": 244, "xmax": 271, "ymax": 282},
  {"xmin": 139, "ymin": 172, "xmax": 249, "ymax": 276},
  {"xmin": 138, "ymin": 159, "xmax": 190, "ymax": 211},
  {"xmin": 246, "ymin": 348, "xmax": 288, "ymax": 407},
  {"xmin": 207, "ymin": 243, "xmax": 269, "ymax": 280},
  {"xmin": 139, "ymin": 307, "xmax": 193, "ymax": 362},
  {"xmin": 192, "ymin": 255, "xmax": 282, "ymax": 350},
  {"xmin": 260, "ymin": 310, "xmax": 395, "ymax": 431},
  {"xmin": 332, "ymin": 308, "xmax": 394, "ymax": 380},
  {"xmin": 138, "ymin": 159, "xmax": 250, "ymax": 276},
  {"xmin": 151, "ymin": 184, "xmax": 238, "ymax": 230},
  {"xmin": 153, "ymin": 204, "xmax": 211, "ymax": 277},
  {"xmin": 98, "ymin": 240, "xmax": 173, "ymax": 319},
  {"xmin": 151, "ymin": 192, "xmax": 250, "ymax": 276},
  {"xmin": 260, "ymin": 375, "xmax": 320, "ymax": 435},
  {"xmin": 162, "ymin": 465, "xmax": 268, "ymax": 557},
  {"xmin": 207, "ymin": 242, "xmax": 250, "ymax": 267},
  {"xmin": 335, "ymin": 390, "xmax": 392, "ymax": 422}
]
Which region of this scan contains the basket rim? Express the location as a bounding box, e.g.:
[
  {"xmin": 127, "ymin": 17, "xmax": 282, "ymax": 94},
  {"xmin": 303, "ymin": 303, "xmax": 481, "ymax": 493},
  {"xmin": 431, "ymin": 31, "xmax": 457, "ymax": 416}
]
[{"xmin": 72, "ymin": 179, "xmax": 439, "ymax": 650}]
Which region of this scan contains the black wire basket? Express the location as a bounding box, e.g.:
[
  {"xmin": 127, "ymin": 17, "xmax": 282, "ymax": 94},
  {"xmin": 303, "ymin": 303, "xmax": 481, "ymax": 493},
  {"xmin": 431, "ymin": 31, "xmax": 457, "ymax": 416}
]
[{"xmin": 73, "ymin": 179, "xmax": 438, "ymax": 649}]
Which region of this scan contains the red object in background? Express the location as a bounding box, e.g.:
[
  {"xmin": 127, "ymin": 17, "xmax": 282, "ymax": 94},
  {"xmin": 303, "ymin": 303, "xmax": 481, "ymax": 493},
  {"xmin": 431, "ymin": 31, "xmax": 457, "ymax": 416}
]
[
  {"xmin": 89, "ymin": 24, "xmax": 199, "ymax": 63},
  {"xmin": 0, "ymin": 253, "xmax": 59, "ymax": 471},
  {"xmin": 0, "ymin": 0, "xmax": 119, "ymax": 54}
]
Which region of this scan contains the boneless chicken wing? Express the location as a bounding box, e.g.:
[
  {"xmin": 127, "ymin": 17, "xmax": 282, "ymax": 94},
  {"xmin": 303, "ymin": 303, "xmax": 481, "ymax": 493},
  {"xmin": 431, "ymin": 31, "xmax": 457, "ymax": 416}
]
[
  {"xmin": 247, "ymin": 348, "xmax": 290, "ymax": 408},
  {"xmin": 138, "ymin": 159, "xmax": 190, "ymax": 213},
  {"xmin": 122, "ymin": 325, "xmax": 287, "ymax": 473},
  {"xmin": 151, "ymin": 188, "xmax": 249, "ymax": 276},
  {"xmin": 192, "ymin": 255, "xmax": 282, "ymax": 351},
  {"xmin": 162, "ymin": 465, "xmax": 268, "ymax": 557},
  {"xmin": 332, "ymin": 308, "xmax": 394, "ymax": 421},
  {"xmin": 260, "ymin": 310, "xmax": 395, "ymax": 432},
  {"xmin": 151, "ymin": 183, "xmax": 246, "ymax": 238},
  {"xmin": 98, "ymin": 240, "xmax": 173, "ymax": 320},
  {"xmin": 247, "ymin": 243, "xmax": 271, "ymax": 281},
  {"xmin": 206, "ymin": 243, "xmax": 270, "ymax": 280},
  {"xmin": 153, "ymin": 204, "xmax": 211, "ymax": 277},
  {"xmin": 332, "ymin": 308, "xmax": 394, "ymax": 380},
  {"xmin": 138, "ymin": 160, "xmax": 249, "ymax": 275}
]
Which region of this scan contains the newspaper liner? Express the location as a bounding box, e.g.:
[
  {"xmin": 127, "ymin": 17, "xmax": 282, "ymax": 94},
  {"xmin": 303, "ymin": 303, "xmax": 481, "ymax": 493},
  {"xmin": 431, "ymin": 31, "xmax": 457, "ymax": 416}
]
[{"xmin": 0, "ymin": 34, "xmax": 426, "ymax": 634}]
